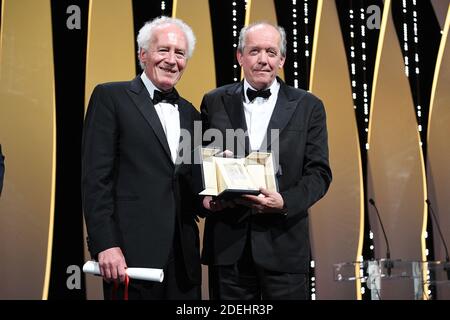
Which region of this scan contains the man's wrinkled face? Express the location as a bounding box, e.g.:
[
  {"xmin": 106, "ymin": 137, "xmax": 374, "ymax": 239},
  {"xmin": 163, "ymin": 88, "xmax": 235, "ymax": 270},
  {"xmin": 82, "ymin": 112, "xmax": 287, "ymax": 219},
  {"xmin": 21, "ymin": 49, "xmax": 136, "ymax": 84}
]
[
  {"xmin": 140, "ymin": 24, "xmax": 188, "ymax": 91},
  {"xmin": 237, "ymin": 24, "xmax": 285, "ymax": 90}
]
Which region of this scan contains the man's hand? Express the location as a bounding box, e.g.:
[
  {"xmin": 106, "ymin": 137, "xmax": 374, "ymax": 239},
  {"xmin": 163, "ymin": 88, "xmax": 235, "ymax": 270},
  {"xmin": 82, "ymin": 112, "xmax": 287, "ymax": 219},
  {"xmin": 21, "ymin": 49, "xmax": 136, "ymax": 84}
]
[
  {"xmin": 203, "ymin": 196, "xmax": 236, "ymax": 212},
  {"xmin": 241, "ymin": 188, "xmax": 285, "ymax": 214},
  {"xmin": 216, "ymin": 150, "xmax": 234, "ymax": 158},
  {"xmin": 98, "ymin": 247, "xmax": 128, "ymax": 283}
]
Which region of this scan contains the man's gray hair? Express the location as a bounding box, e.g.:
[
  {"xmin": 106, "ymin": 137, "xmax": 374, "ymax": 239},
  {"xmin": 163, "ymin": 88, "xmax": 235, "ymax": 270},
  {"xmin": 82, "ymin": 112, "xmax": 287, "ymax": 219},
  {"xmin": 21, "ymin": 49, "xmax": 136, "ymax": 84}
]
[
  {"xmin": 137, "ymin": 16, "xmax": 196, "ymax": 70},
  {"xmin": 237, "ymin": 22, "xmax": 286, "ymax": 57}
]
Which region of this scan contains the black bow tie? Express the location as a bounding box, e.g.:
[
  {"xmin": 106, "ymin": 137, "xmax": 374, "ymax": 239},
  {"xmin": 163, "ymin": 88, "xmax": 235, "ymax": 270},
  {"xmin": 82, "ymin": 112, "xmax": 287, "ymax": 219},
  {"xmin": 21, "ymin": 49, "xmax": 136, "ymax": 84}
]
[
  {"xmin": 246, "ymin": 88, "xmax": 271, "ymax": 102},
  {"xmin": 152, "ymin": 89, "xmax": 179, "ymax": 105}
]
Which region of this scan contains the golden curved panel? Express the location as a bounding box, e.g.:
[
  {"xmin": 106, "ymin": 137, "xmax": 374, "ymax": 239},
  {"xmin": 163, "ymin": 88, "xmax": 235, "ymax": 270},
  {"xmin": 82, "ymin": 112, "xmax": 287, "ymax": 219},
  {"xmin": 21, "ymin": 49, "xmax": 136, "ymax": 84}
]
[
  {"xmin": 173, "ymin": 0, "xmax": 216, "ymax": 110},
  {"xmin": 309, "ymin": 0, "xmax": 363, "ymax": 300},
  {"xmin": 244, "ymin": 0, "xmax": 284, "ymax": 80},
  {"xmin": 245, "ymin": 0, "xmax": 278, "ymax": 25},
  {"xmin": 367, "ymin": 0, "xmax": 427, "ymax": 299},
  {"xmin": 84, "ymin": 0, "xmax": 135, "ymax": 299},
  {"xmin": 0, "ymin": 0, "xmax": 55, "ymax": 299},
  {"xmin": 84, "ymin": 0, "xmax": 135, "ymax": 108},
  {"xmin": 427, "ymin": 4, "xmax": 450, "ymax": 300}
]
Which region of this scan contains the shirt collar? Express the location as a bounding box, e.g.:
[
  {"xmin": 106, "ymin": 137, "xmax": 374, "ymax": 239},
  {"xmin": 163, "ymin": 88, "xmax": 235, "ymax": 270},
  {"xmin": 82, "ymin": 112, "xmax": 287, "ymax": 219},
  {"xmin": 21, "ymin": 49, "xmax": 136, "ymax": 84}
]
[
  {"xmin": 140, "ymin": 72, "xmax": 159, "ymax": 100},
  {"xmin": 243, "ymin": 78, "xmax": 279, "ymax": 103}
]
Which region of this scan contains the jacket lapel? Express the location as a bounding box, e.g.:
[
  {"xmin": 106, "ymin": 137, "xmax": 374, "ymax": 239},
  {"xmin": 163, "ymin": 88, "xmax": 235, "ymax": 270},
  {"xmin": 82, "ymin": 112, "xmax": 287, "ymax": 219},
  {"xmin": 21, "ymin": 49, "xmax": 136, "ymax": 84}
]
[
  {"xmin": 127, "ymin": 76, "xmax": 173, "ymax": 164},
  {"xmin": 178, "ymin": 100, "xmax": 191, "ymax": 135},
  {"xmin": 222, "ymin": 83, "xmax": 250, "ymax": 154},
  {"xmin": 174, "ymin": 100, "xmax": 192, "ymax": 174},
  {"xmin": 260, "ymin": 79, "xmax": 299, "ymax": 150}
]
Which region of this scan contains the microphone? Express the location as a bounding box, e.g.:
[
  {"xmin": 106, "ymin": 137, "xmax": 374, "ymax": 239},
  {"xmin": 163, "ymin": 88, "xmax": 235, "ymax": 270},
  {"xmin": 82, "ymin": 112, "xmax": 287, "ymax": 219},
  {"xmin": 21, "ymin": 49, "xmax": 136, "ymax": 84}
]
[
  {"xmin": 425, "ymin": 199, "xmax": 450, "ymax": 280},
  {"xmin": 369, "ymin": 198, "xmax": 394, "ymax": 276}
]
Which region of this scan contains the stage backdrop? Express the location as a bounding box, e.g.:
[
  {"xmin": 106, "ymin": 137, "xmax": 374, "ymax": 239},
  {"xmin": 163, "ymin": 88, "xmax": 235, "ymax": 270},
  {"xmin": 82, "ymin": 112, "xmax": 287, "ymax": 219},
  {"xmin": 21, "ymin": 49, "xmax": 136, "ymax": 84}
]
[{"xmin": 0, "ymin": 0, "xmax": 449, "ymax": 300}]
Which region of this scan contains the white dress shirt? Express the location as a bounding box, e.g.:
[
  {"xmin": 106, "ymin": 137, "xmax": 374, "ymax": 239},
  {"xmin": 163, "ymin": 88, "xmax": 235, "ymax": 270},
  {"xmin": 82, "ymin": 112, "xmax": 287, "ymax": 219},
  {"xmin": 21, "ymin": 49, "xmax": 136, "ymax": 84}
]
[
  {"xmin": 243, "ymin": 79, "xmax": 280, "ymax": 151},
  {"xmin": 141, "ymin": 72, "xmax": 180, "ymax": 163}
]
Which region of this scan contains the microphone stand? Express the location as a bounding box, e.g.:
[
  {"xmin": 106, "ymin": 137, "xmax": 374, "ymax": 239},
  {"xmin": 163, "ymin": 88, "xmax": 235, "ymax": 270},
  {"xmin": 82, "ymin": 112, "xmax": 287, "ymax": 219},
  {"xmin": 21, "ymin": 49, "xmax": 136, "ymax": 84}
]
[
  {"xmin": 426, "ymin": 199, "xmax": 450, "ymax": 280},
  {"xmin": 369, "ymin": 198, "xmax": 393, "ymax": 277}
]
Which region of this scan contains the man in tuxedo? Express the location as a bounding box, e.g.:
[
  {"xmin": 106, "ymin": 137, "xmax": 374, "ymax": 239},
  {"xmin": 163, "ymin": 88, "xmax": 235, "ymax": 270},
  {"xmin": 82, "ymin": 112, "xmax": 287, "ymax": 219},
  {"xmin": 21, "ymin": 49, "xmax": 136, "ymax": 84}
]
[
  {"xmin": 200, "ymin": 22, "xmax": 332, "ymax": 300},
  {"xmin": 82, "ymin": 17, "xmax": 201, "ymax": 299}
]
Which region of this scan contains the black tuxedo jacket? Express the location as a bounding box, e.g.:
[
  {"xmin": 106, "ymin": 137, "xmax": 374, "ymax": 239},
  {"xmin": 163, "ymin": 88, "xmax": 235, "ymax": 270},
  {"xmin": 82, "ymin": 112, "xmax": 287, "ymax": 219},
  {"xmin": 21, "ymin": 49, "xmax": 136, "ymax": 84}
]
[
  {"xmin": 82, "ymin": 76, "xmax": 201, "ymax": 284},
  {"xmin": 200, "ymin": 78, "xmax": 332, "ymax": 273}
]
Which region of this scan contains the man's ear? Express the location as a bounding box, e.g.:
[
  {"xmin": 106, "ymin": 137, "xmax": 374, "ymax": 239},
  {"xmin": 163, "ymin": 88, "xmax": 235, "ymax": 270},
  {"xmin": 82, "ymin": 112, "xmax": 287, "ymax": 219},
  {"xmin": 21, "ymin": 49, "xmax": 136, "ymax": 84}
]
[
  {"xmin": 279, "ymin": 56, "xmax": 286, "ymax": 69},
  {"xmin": 139, "ymin": 48, "xmax": 147, "ymax": 64},
  {"xmin": 236, "ymin": 50, "xmax": 243, "ymax": 66}
]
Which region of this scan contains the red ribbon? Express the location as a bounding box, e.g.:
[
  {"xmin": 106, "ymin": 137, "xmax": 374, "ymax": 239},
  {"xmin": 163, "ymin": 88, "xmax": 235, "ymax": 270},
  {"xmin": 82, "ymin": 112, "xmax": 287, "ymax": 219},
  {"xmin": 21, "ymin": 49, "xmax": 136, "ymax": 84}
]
[{"xmin": 111, "ymin": 274, "xmax": 129, "ymax": 300}]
